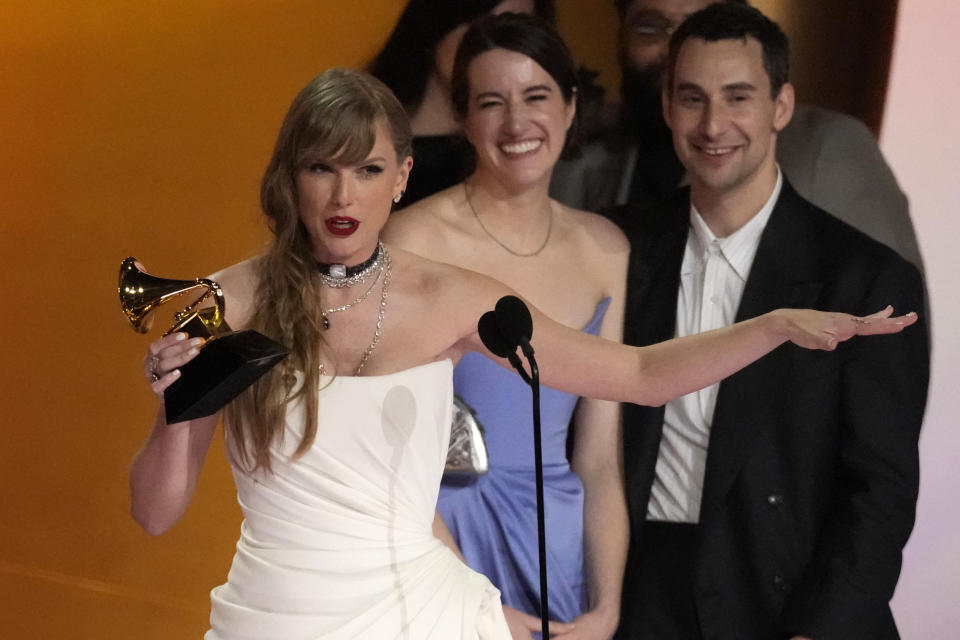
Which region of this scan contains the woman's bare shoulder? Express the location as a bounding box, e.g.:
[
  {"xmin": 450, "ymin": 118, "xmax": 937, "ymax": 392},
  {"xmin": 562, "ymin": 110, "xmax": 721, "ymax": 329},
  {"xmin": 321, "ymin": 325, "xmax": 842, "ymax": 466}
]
[
  {"xmin": 385, "ymin": 245, "xmax": 513, "ymax": 356},
  {"xmin": 388, "ymin": 244, "xmax": 498, "ymax": 287},
  {"xmin": 209, "ymin": 256, "xmax": 262, "ymax": 328},
  {"xmin": 383, "ymin": 185, "xmax": 468, "ymax": 251},
  {"xmin": 387, "ymin": 245, "xmax": 509, "ymax": 310},
  {"xmin": 210, "ymin": 256, "xmax": 259, "ymax": 290},
  {"xmin": 554, "ymin": 200, "xmax": 629, "ymax": 254}
]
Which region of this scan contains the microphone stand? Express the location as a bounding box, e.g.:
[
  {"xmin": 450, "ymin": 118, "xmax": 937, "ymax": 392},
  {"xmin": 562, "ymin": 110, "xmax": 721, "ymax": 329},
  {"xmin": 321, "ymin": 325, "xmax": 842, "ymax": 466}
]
[
  {"xmin": 515, "ymin": 338, "xmax": 549, "ymax": 639},
  {"xmin": 479, "ymin": 300, "xmax": 550, "ymax": 637}
]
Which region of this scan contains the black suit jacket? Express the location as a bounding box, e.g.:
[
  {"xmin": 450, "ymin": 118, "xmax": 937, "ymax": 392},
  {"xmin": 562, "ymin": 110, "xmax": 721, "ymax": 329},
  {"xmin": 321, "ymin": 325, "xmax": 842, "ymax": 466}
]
[{"xmin": 612, "ymin": 183, "xmax": 929, "ymax": 640}]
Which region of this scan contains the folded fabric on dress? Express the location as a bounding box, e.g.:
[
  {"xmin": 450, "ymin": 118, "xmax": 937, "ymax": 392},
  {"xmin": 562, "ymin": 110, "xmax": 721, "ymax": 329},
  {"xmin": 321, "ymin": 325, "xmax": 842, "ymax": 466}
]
[{"xmin": 207, "ymin": 360, "xmax": 510, "ymax": 640}]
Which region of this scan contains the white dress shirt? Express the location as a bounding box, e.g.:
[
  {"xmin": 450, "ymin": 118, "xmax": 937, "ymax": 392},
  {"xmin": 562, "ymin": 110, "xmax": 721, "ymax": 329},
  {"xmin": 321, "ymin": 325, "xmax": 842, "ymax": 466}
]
[{"xmin": 647, "ymin": 170, "xmax": 783, "ymax": 523}]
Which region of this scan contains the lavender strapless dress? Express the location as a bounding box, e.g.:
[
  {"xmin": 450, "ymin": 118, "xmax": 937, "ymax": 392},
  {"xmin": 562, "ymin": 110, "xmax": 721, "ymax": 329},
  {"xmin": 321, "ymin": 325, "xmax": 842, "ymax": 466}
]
[{"xmin": 438, "ymin": 298, "xmax": 611, "ymax": 626}]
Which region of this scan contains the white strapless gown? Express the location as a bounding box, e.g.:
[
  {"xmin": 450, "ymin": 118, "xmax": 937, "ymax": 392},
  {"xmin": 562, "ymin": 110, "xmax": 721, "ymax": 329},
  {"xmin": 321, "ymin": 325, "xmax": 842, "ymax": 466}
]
[{"xmin": 206, "ymin": 360, "xmax": 510, "ymax": 639}]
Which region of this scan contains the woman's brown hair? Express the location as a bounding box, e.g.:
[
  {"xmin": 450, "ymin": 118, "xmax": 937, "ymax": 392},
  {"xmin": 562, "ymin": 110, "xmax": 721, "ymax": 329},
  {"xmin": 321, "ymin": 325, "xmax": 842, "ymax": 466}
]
[{"xmin": 225, "ymin": 68, "xmax": 412, "ymax": 472}]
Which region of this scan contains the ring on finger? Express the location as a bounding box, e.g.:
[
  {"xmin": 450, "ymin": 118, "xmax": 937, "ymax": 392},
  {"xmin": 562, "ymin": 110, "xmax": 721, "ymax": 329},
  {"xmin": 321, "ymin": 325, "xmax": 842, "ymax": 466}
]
[{"xmin": 151, "ymin": 371, "xmax": 160, "ymax": 382}]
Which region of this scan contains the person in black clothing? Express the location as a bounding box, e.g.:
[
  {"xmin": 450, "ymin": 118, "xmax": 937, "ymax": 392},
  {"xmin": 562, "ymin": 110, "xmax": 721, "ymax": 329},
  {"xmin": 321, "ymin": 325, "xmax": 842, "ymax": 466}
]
[{"xmin": 611, "ymin": 5, "xmax": 929, "ymax": 639}]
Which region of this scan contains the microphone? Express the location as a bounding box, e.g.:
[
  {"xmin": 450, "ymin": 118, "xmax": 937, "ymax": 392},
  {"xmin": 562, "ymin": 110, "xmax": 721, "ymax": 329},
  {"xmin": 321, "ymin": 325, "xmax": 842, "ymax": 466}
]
[
  {"xmin": 478, "ymin": 310, "xmax": 531, "ymax": 384},
  {"xmin": 494, "ymin": 295, "xmax": 534, "ymax": 358},
  {"xmin": 481, "ymin": 295, "xmax": 549, "ymax": 635}
]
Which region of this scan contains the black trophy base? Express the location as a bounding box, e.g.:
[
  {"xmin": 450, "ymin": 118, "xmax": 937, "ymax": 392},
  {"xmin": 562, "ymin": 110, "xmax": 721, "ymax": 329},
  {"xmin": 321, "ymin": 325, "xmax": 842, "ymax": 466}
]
[{"xmin": 164, "ymin": 330, "xmax": 288, "ymax": 424}]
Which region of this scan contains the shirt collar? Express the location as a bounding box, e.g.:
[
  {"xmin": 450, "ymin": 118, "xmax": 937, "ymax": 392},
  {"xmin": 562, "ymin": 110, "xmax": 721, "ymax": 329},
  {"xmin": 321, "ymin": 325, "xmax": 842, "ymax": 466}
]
[{"xmin": 686, "ymin": 168, "xmax": 783, "ymax": 281}]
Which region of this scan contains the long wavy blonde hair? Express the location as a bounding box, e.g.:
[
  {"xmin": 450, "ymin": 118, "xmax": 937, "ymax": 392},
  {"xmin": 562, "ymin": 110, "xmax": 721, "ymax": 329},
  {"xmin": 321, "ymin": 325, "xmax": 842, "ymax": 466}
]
[{"xmin": 225, "ymin": 68, "xmax": 413, "ymax": 472}]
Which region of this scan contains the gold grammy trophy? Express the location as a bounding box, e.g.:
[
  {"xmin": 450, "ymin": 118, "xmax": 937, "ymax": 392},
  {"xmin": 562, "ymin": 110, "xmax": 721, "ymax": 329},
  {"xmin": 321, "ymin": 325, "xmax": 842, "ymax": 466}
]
[{"xmin": 119, "ymin": 257, "xmax": 288, "ymax": 423}]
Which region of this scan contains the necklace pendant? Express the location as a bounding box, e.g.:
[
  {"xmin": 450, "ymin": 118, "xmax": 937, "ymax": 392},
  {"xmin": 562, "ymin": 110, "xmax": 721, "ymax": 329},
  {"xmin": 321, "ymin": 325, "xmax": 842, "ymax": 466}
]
[
  {"xmin": 317, "ymin": 242, "xmax": 384, "ymax": 288},
  {"xmin": 321, "ymin": 315, "xmax": 330, "ymax": 330}
]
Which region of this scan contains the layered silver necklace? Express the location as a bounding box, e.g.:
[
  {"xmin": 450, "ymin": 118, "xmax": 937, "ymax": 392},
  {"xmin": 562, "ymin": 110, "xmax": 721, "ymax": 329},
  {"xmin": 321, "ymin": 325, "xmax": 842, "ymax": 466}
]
[
  {"xmin": 317, "ymin": 242, "xmax": 392, "ymax": 375},
  {"xmin": 320, "ymin": 268, "xmax": 382, "ymax": 330},
  {"xmin": 318, "ymin": 241, "xmax": 385, "ymax": 330}
]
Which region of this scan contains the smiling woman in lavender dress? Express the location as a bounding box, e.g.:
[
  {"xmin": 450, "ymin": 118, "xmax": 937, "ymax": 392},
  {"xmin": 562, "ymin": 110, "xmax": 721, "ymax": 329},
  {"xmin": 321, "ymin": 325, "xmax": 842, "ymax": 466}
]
[{"xmin": 381, "ymin": 13, "xmax": 619, "ymax": 639}]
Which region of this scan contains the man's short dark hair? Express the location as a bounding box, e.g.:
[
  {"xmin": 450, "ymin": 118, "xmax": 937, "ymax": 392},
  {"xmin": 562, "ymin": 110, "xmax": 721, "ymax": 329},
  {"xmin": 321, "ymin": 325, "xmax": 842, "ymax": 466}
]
[
  {"xmin": 665, "ymin": 2, "xmax": 789, "ymax": 98},
  {"xmin": 614, "ymin": 0, "xmax": 747, "ymax": 16}
]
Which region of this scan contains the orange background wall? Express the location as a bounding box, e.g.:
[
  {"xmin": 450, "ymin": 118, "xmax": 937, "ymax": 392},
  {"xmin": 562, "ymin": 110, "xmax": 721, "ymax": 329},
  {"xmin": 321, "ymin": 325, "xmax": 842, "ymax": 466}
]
[
  {"xmin": 0, "ymin": 3, "xmax": 411, "ymax": 637},
  {"xmin": 0, "ymin": 2, "xmax": 903, "ymax": 638}
]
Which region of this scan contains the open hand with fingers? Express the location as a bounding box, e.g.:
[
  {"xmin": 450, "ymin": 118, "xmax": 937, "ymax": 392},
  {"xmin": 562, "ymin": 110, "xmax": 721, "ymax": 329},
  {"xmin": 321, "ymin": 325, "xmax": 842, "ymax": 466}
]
[
  {"xmin": 143, "ymin": 332, "xmax": 205, "ymax": 397},
  {"xmin": 776, "ymin": 305, "xmax": 917, "ymax": 351}
]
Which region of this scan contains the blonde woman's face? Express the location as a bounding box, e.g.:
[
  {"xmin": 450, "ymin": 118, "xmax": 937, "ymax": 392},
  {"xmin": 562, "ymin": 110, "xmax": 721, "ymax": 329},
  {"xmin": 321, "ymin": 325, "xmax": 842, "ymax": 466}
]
[{"xmin": 296, "ymin": 123, "xmax": 411, "ymax": 265}]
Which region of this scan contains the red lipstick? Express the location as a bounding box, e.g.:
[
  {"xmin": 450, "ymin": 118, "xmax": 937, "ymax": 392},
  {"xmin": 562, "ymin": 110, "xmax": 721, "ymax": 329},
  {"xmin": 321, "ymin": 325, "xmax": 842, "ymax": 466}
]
[{"xmin": 325, "ymin": 217, "xmax": 359, "ymax": 237}]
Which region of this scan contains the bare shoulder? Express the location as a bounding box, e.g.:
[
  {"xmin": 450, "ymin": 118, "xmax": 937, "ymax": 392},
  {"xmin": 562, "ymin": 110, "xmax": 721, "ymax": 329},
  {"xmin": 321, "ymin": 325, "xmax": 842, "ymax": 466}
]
[
  {"xmin": 385, "ymin": 244, "xmax": 510, "ymax": 343},
  {"xmin": 209, "ymin": 256, "xmax": 261, "ymax": 329},
  {"xmin": 383, "ymin": 185, "xmax": 467, "ymax": 254},
  {"xmin": 553, "ymin": 202, "xmax": 629, "ymax": 301},
  {"xmin": 387, "ymin": 244, "xmax": 506, "ymax": 303},
  {"xmin": 382, "ymin": 203, "xmax": 439, "ymax": 251},
  {"xmin": 556, "ymin": 201, "xmax": 629, "ymax": 254}
]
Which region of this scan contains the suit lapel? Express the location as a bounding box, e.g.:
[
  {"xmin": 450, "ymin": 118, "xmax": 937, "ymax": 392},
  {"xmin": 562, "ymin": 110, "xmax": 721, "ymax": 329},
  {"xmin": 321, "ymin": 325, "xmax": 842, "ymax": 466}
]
[
  {"xmin": 623, "ymin": 192, "xmax": 689, "ymax": 347},
  {"xmin": 620, "ymin": 193, "xmax": 690, "ymax": 514},
  {"xmin": 699, "ymin": 184, "xmax": 824, "ymax": 525}
]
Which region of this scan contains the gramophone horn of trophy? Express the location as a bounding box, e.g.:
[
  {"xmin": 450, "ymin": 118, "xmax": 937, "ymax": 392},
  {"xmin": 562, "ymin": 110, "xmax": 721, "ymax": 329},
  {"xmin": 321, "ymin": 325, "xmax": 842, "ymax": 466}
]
[{"xmin": 119, "ymin": 257, "xmax": 289, "ymax": 424}]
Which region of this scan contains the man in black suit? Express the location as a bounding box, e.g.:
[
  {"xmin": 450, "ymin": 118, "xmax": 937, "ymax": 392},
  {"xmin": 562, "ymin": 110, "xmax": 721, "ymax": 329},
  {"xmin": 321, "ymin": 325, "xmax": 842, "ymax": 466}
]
[
  {"xmin": 551, "ymin": 0, "xmax": 925, "ymax": 278},
  {"xmin": 612, "ymin": 4, "xmax": 929, "ymax": 639}
]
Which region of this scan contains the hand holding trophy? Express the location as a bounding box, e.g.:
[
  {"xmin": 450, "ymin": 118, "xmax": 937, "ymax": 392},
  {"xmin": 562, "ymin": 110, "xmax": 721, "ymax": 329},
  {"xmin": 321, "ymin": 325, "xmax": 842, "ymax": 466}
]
[{"xmin": 119, "ymin": 257, "xmax": 288, "ymax": 423}]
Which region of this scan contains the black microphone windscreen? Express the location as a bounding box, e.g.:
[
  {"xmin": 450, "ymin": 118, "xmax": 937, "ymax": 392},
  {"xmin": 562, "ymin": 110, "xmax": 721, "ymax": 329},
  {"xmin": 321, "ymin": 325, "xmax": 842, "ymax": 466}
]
[
  {"xmin": 478, "ymin": 311, "xmax": 515, "ymax": 358},
  {"xmin": 495, "ymin": 295, "xmax": 533, "ymax": 344}
]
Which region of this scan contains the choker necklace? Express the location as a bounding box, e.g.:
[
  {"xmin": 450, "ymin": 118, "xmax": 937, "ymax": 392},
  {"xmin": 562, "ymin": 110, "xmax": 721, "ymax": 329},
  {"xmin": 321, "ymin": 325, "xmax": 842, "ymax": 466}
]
[
  {"xmin": 465, "ymin": 182, "xmax": 552, "ymax": 258},
  {"xmin": 317, "ymin": 245, "xmax": 393, "ymax": 376},
  {"xmin": 317, "ymin": 242, "xmax": 383, "ymax": 288}
]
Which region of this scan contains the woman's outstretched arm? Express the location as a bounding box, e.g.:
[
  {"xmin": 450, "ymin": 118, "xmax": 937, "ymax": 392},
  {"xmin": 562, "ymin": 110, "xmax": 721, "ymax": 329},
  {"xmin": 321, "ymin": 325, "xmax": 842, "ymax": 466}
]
[
  {"xmin": 546, "ymin": 305, "xmax": 915, "ymax": 407},
  {"xmin": 452, "ymin": 268, "xmax": 918, "ymax": 408}
]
